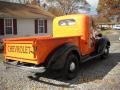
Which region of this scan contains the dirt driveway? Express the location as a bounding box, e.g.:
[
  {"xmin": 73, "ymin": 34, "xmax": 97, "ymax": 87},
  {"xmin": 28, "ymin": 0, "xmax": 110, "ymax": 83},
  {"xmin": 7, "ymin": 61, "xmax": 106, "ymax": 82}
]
[{"xmin": 0, "ymin": 31, "xmax": 120, "ymax": 90}]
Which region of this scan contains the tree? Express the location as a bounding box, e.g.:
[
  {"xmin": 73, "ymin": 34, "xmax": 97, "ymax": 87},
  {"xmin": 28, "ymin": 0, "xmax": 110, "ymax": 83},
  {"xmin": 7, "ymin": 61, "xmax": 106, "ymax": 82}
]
[
  {"xmin": 48, "ymin": 7, "xmax": 64, "ymax": 16},
  {"xmin": 97, "ymin": 0, "xmax": 120, "ymax": 22},
  {"xmin": 46, "ymin": 0, "xmax": 84, "ymax": 15},
  {"xmin": 97, "ymin": 0, "xmax": 120, "ymax": 16}
]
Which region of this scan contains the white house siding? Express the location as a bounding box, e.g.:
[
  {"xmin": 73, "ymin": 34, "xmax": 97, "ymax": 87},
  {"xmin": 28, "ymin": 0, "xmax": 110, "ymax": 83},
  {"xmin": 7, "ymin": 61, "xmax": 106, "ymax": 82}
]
[
  {"xmin": 47, "ymin": 19, "xmax": 53, "ymax": 35},
  {"xmin": 17, "ymin": 19, "xmax": 35, "ymax": 36},
  {"xmin": 17, "ymin": 18, "xmax": 53, "ymax": 36},
  {"xmin": 17, "ymin": 19, "xmax": 52, "ymax": 36},
  {"xmin": 0, "ymin": 18, "xmax": 53, "ymax": 39}
]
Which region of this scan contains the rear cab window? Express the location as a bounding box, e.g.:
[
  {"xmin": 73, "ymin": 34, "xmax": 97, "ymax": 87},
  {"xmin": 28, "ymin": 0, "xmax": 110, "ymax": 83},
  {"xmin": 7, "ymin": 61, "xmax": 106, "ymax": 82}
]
[{"xmin": 59, "ymin": 19, "xmax": 76, "ymax": 26}]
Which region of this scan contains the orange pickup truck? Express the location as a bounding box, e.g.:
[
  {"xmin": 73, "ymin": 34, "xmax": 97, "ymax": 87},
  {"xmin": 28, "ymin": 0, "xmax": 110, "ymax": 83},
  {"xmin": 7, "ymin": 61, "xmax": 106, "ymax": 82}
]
[{"xmin": 4, "ymin": 14, "xmax": 110, "ymax": 79}]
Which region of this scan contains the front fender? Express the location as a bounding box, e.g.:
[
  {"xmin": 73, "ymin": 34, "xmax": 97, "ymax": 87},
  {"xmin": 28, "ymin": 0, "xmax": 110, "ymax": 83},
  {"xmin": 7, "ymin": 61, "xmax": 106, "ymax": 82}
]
[{"xmin": 97, "ymin": 37, "xmax": 110, "ymax": 53}]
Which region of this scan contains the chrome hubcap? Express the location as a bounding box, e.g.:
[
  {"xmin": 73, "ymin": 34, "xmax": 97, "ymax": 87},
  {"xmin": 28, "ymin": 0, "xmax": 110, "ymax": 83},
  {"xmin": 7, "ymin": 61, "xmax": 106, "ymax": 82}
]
[{"xmin": 69, "ymin": 62, "xmax": 76, "ymax": 71}]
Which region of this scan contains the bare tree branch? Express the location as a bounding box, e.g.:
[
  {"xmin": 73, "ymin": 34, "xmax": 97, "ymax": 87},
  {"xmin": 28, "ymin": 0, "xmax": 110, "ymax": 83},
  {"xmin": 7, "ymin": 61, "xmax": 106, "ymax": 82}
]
[{"xmin": 46, "ymin": 0, "xmax": 84, "ymax": 15}]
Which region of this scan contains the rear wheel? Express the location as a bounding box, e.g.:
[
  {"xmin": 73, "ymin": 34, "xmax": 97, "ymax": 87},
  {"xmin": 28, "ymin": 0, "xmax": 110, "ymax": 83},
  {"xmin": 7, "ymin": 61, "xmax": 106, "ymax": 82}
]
[
  {"xmin": 63, "ymin": 53, "xmax": 79, "ymax": 80},
  {"xmin": 101, "ymin": 46, "xmax": 109, "ymax": 59}
]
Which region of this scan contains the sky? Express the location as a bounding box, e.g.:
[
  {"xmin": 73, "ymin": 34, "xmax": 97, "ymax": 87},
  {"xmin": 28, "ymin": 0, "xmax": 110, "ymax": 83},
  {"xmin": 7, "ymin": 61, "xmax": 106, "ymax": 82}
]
[
  {"xmin": 86, "ymin": 0, "xmax": 99, "ymax": 15},
  {"xmin": 86, "ymin": 0, "xmax": 99, "ymax": 8}
]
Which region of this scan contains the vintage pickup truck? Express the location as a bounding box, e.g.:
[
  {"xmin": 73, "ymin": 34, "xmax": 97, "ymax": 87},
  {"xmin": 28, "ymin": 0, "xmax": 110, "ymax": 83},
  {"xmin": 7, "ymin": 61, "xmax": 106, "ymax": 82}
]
[{"xmin": 3, "ymin": 14, "xmax": 110, "ymax": 79}]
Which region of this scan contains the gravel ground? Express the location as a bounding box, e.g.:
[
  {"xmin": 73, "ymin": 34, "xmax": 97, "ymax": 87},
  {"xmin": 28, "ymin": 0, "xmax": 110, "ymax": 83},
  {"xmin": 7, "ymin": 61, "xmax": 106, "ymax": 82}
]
[{"xmin": 0, "ymin": 31, "xmax": 120, "ymax": 90}]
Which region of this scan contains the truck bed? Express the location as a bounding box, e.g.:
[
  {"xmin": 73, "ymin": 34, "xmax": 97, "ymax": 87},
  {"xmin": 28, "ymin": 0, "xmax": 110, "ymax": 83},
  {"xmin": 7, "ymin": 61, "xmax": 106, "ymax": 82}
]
[{"xmin": 4, "ymin": 36, "xmax": 81, "ymax": 65}]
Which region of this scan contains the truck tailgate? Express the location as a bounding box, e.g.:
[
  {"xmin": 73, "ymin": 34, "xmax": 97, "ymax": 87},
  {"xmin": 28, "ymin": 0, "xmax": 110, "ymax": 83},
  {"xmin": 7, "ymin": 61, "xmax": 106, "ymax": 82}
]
[{"xmin": 4, "ymin": 41, "xmax": 37, "ymax": 64}]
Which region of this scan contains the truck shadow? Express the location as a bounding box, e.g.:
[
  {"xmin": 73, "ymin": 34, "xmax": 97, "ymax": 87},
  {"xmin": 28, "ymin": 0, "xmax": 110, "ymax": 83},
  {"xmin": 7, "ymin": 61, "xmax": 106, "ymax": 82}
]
[{"xmin": 28, "ymin": 53, "xmax": 120, "ymax": 88}]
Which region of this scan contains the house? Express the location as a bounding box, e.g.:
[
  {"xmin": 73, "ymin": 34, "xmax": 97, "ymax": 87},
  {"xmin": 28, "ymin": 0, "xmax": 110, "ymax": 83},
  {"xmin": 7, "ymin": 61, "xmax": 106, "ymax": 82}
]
[{"xmin": 0, "ymin": 1, "xmax": 54, "ymax": 39}]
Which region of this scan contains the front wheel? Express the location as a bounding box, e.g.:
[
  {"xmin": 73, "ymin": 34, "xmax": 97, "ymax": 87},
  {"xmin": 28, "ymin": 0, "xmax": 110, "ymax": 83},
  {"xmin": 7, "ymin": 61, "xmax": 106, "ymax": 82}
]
[
  {"xmin": 63, "ymin": 53, "xmax": 79, "ymax": 80},
  {"xmin": 101, "ymin": 47, "xmax": 109, "ymax": 59}
]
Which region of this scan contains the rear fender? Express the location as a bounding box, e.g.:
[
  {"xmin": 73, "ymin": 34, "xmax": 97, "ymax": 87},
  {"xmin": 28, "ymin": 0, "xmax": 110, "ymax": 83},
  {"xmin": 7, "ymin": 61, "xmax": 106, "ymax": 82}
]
[{"xmin": 45, "ymin": 43, "xmax": 81, "ymax": 70}]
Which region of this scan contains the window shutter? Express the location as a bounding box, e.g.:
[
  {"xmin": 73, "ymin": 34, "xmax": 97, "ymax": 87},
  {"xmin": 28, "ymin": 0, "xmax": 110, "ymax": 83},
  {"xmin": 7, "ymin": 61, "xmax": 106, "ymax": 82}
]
[
  {"xmin": 44, "ymin": 20, "xmax": 47, "ymax": 33},
  {"xmin": 0, "ymin": 19, "xmax": 4, "ymax": 35},
  {"xmin": 13, "ymin": 19, "xmax": 17, "ymax": 35},
  {"xmin": 35, "ymin": 19, "xmax": 38, "ymax": 34}
]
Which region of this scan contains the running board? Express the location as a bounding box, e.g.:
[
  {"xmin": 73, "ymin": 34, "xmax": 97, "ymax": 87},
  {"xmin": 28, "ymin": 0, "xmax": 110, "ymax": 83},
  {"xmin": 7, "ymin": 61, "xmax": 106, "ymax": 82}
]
[{"xmin": 81, "ymin": 53, "xmax": 102, "ymax": 63}]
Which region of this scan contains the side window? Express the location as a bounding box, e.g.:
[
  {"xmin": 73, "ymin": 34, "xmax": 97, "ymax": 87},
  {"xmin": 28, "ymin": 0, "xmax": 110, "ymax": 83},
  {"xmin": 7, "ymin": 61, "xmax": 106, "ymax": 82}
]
[
  {"xmin": 90, "ymin": 19, "xmax": 95, "ymax": 30},
  {"xmin": 89, "ymin": 19, "xmax": 96, "ymax": 47},
  {"xmin": 89, "ymin": 19, "xmax": 97, "ymax": 39},
  {"xmin": 59, "ymin": 19, "xmax": 76, "ymax": 26}
]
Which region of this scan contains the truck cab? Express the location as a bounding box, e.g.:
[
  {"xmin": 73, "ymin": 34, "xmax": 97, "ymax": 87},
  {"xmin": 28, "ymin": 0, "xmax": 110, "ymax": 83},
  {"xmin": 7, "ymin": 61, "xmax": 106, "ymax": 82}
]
[
  {"xmin": 4, "ymin": 14, "xmax": 110, "ymax": 79},
  {"xmin": 53, "ymin": 14, "xmax": 98, "ymax": 55}
]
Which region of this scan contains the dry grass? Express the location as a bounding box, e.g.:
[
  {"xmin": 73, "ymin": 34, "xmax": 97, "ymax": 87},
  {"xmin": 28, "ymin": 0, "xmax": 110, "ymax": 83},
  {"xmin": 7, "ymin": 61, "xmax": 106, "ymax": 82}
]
[
  {"xmin": 100, "ymin": 30, "xmax": 118, "ymax": 35},
  {"xmin": 0, "ymin": 53, "xmax": 4, "ymax": 62}
]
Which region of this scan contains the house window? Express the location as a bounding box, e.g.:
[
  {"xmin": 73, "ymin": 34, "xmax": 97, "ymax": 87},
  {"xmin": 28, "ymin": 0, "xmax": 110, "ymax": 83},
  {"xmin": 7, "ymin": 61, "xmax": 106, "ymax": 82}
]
[
  {"xmin": 4, "ymin": 19, "xmax": 13, "ymax": 35},
  {"xmin": 38, "ymin": 20, "xmax": 45, "ymax": 33},
  {"xmin": 35, "ymin": 19, "xmax": 47, "ymax": 34}
]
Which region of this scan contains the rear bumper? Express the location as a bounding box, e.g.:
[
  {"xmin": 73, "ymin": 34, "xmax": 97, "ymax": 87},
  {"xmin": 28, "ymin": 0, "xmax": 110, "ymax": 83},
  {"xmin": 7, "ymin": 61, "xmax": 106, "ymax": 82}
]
[
  {"xmin": 3, "ymin": 61, "xmax": 46, "ymax": 73},
  {"xmin": 5, "ymin": 56, "xmax": 38, "ymax": 64}
]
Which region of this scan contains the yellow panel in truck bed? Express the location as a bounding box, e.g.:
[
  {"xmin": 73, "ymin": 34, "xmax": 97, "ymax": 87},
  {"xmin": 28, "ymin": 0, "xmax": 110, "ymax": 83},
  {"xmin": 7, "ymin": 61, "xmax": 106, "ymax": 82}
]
[{"xmin": 6, "ymin": 43, "xmax": 35, "ymax": 61}]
